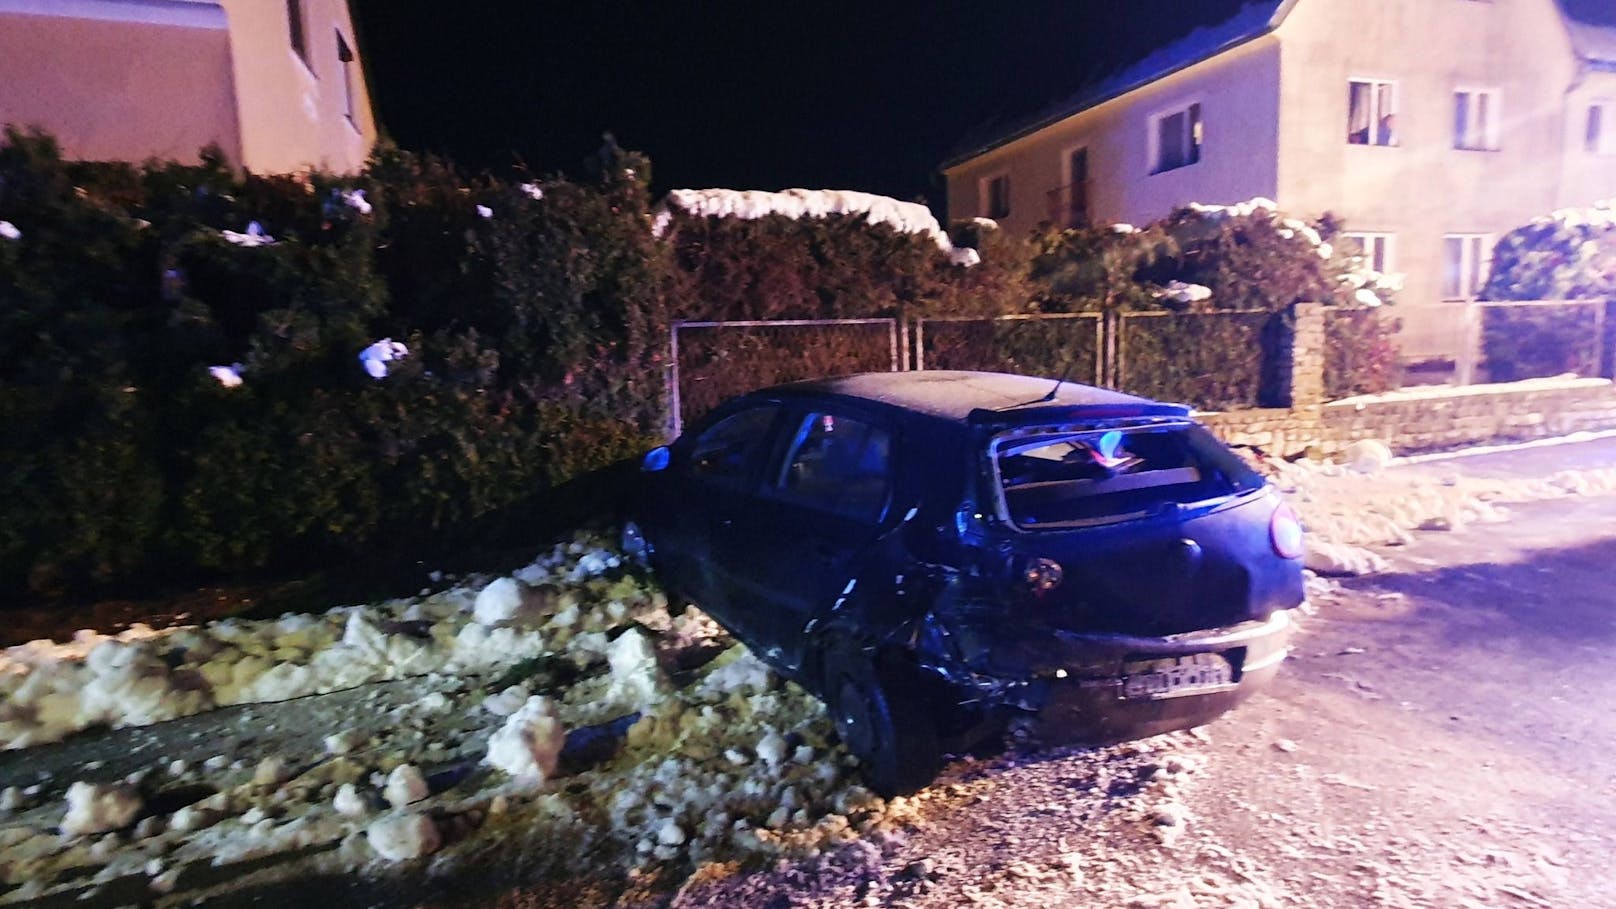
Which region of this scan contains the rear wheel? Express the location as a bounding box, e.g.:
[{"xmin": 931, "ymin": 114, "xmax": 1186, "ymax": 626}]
[{"xmin": 825, "ymin": 648, "xmax": 941, "ymax": 797}]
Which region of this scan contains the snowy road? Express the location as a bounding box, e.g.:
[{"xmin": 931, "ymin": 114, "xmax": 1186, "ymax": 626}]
[{"xmin": 5, "ymin": 437, "xmax": 1616, "ymax": 907}]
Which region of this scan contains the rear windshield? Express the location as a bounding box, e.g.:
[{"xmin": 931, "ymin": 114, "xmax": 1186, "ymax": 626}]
[{"xmin": 991, "ymin": 422, "xmax": 1263, "ymax": 530}]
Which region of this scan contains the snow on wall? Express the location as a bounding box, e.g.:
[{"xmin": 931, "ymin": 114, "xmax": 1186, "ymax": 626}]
[{"xmin": 651, "ymin": 188, "xmax": 980, "ymax": 266}]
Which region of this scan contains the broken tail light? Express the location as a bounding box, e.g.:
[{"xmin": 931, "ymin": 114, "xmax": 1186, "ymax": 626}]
[{"xmin": 1269, "ymin": 503, "xmax": 1304, "ymax": 560}]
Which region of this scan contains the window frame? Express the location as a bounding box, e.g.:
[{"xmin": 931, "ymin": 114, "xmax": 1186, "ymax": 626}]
[
  {"xmin": 336, "ymin": 30, "xmax": 360, "ymax": 130},
  {"xmin": 286, "ymin": 0, "xmax": 311, "ymax": 71},
  {"xmin": 981, "ymin": 172, "xmax": 1011, "ymax": 220},
  {"xmin": 1347, "ymin": 78, "xmax": 1399, "ymax": 147},
  {"xmin": 1587, "ymin": 101, "xmax": 1616, "ymax": 155},
  {"xmin": 765, "ymin": 410, "xmax": 895, "ymax": 524},
  {"xmin": 1453, "ymin": 87, "xmax": 1502, "ymax": 151},
  {"xmin": 1148, "ymin": 100, "xmax": 1203, "ymax": 175},
  {"xmin": 1340, "ymin": 232, "xmax": 1396, "ymax": 274},
  {"xmin": 681, "ymin": 404, "xmax": 782, "ymax": 492},
  {"xmin": 1441, "ymin": 233, "xmax": 1493, "ymax": 301}
]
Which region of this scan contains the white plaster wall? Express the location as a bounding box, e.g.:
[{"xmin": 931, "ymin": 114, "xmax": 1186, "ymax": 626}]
[{"xmin": 944, "ymin": 37, "xmax": 1282, "ymax": 235}]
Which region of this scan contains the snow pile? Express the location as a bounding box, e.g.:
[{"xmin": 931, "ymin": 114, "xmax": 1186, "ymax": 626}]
[
  {"xmin": 0, "ymin": 220, "xmax": 20, "ymax": 241},
  {"xmin": 1268, "ymin": 443, "xmax": 1616, "ymax": 576},
  {"xmin": 0, "ymin": 533, "xmax": 648, "ymax": 749},
  {"xmin": 357, "ymin": 338, "xmax": 408, "ymax": 379},
  {"xmin": 367, "ymin": 813, "xmax": 439, "ymax": 861},
  {"xmin": 476, "ymin": 204, "xmax": 493, "ymax": 219},
  {"xmin": 1153, "ymin": 280, "xmax": 1212, "ymax": 305},
  {"xmin": 651, "ymin": 188, "xmax": 980, "ymax": 266},
  {"xmin": 221, "ymin": 221, "xmax": 274, "ymax": 247},
  {"xmin": 520, "ymin": 182, "xmax": 545, "ymax": 201},
  {"xmin": 485, "ymin": 696, "xmax": 566, "ymax": 783},
  {"xmin": 341, "ymin": 189, "xmax": 372, "ymax": 215}
]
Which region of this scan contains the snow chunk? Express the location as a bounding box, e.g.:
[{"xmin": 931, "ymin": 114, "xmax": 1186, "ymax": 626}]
[
  {"xmin": 383, "ymin": 764, "xmax": 428, "ymax": 808},
  {"xmin": 1341, "ymin": 439, "xmax": 1394, "ymax": 474},
  {"xmin": 1305, "ymin": 539, "xmax": 1390, "ymax": 577},
  {"xmin": 333, "ymin": 782, "xmax": 369, "ymax": 819},
  {"xmin": 222, "ymin": 221, "xmax": 274, "ymax": 247},
  {"xmin": 342, "ymin": 188, "xmax": 372, "ymax": 215},
  {"xmin": 520, "ymin": 182, "xmax": 545, "ymax": 201},
  {"xmin": 0, "ymin": 220, "xmax": 19, "ymax": 241},
  {"xmin": 62, "ymin": 782, "xmax": 142, "ymax": 836},
  {"xmin": 485, "ymin": 696, "xmax": 565, "ymax": 783},
  {"xmin": 367, "ymin": 813, "xmax": 440, "ymax": 861},
  {"xmin": 473, "ymin": 577, "xmax": 524, "ymax": 626},
  {"xmin": 476, "ymin": 204, "xmax": 493, "ymax": 219},
  {"xmin": 755, "ymin": 729, "xmax": 788, "ymax": 768},
  {"xmin": 357, "ymin": 338, "xmax": 408, "ymax": 380},
  {"xmin": 1154, "ymin": 281, "xmax": 1212, "ymax": 305},
  {"xmin": 1354, "ymin": 288, "xmax": 1383, "ymax": 307},
  {"xmin": 208, "ymin": 363, "xmax": 244, "ymax": 388},
  {"xmin": 606, "ymin": 628, "xmax": 668, "ymax": 708},
  {"xmin": 948, "ymin": 247, "xmax": 981, "ymax": 268}
]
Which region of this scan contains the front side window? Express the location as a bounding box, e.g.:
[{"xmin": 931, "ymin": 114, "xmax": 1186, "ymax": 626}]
[
  {"xmin": 1340, "ymin": 232, "xmax": 1396, "ymax": 273},
  {"xmin": 1588, "ymin": 102, "xmax": 1616, "ymax": 154},
  {"xmin": 1454, "ymin": 89, "xmax": 1501, "ymax": 150},
  {"xmin": 1348, "ymin": 79, "xmax": 1398, "ymax": 146},
  {"xmin": 983, "ymin": 174, "xmax": 1010, "ymax": 219},
  {"xmin": 1442, "ymin": 234, "xmax": 1492, "ymax": 300},
  {"xmin": 773, "ymin": 412, "xmax": 892, "ymax": 521},
  {"xmin": 686, "ymin": 405, "xmax": 778, "ymax": 487},
  {"xmin": 1152, "ymin": 103, "xmax": 1202, "ymax": 173}
]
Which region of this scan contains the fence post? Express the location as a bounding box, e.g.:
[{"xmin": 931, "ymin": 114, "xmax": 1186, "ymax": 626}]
[
  {"xmin": 1603, "ymin": 299, "xmax": 1616, "ymax": 380},
  {"xmin": 1287, "ymin": 302, "xmax": 1325, "ymax": 408},
  {"xmin": 1456, "ymin": 303, "xmax": 1482, "ymax": 386}
]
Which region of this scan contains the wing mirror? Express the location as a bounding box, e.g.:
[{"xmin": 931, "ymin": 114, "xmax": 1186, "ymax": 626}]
[{"xmin": 641, "ymin": 446, "xmax": 670, "ymax": 472}]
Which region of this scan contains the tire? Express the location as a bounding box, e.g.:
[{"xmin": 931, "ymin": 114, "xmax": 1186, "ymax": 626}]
[{"xmin": 825, "ymin": 647, "xmax": 942, "ymax": 798}]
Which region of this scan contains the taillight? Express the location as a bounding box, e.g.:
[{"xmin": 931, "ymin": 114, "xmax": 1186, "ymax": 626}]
[
  {"xmin": 1021, "ymin": 557, "xmax": 1064, "ymax": 594},
  {"xmin": 1269, "ymin": 503, "xmax": 1304, "ymax": 560}
]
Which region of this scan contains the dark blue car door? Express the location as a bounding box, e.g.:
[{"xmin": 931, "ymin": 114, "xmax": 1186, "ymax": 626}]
[{"xmin": 711, "ymin": 406, "xmax": 898, "ymax": 672}]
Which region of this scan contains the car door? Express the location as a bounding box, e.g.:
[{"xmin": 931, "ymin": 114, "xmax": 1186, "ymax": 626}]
[
  {"xmin": 713, "ymin": 406, "xmax": 898, "ymax": 671},
  {"xmin": 656, "ymin": 402, "xmax": 784, "ymax": 629}
]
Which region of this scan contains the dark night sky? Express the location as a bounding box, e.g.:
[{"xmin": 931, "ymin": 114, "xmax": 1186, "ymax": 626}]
[
  {"xmin": 348, "ymin": 1, "xmax": 1253, "ymax": 207},
  {"xmin": 350, "ymin": 0, "xmax": 1616, "ymax": 209}
]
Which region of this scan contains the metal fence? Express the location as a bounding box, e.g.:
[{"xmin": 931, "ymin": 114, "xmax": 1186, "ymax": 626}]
[
  {"xmin": 1114, "ymin": 310, "xmax": 1271, "ymax": 408},
  {"xmin": 1458, "ymin": 299, "xmax": 1611, "ymax": 384},
  {"xmin": 912, "ymin": 313, "xmax": 1103, "ymax": 383},
  {"xmin": 667, "ymin": 318, "xmax": 903, "ymax": 435}
]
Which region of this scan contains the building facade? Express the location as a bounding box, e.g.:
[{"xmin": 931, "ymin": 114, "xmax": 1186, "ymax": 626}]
[
  {"xmin": 0, "ymin": 0, "xmax": 377, "ymax": 175},
  {"xmin": 942, "ymin": 0, "xmax": 1616, "ymax": 368}
]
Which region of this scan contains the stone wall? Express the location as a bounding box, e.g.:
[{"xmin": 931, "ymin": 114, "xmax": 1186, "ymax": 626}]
[{"xmin": 1201, "ymin": 377, "xmax": 1616, "ymax": 457}]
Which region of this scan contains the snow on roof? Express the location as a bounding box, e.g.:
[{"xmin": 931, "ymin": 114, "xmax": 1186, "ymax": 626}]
[
  {"xmin": 1559, "ymin": 0, "xmax": 1616, "ymax": 68},
  {"xmin": 652, "ymin": 188, "xmax": 979, "ymax": 265},
  {"xmin": 774, "ymin": 370, "xmax": 1157, "ymax": 422},
  {"xmin": 942, "ymin": 1, "xmax": 1289, "ymax": 169}
]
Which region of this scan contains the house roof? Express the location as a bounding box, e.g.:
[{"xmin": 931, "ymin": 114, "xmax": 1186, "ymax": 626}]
[
  {"xmin": 940, "ymin": 0, "xmax": 1295, "ymax": 171},
  {"xmin": 1559, "ymin": 0, "xmax": 1616, "ymax": 71},
  {"xmin": 942, "ymin": 0, "xmax": 1616, "ymax": 172}
]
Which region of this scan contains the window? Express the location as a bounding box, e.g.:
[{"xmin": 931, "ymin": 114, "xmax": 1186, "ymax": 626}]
[
  {"xmin": 1340, "ymin": 232, "xmax": 1395, "ymax": 273},
  {"xmin": 1588, "ymin": 102, "xmax": 1616, "ymax": 154},
  {"xmin": 773, "ymin": 413, "xmax": 892, "ymax": 521},
  {"xmin": 1151, "ymin": 102, "xmax": 1202, "ymax": 173},
  {"xmin": 1442, "ymin": 234, "xmax": 1492, "ymax": 300},
  {"xmin": 1453, "ymin": 89, "xmax": 1501, "ymax": 150},
  {"xmin": 337, "ymin": 31, "xmax": 358, "ymax": 126},
  {"xmin": 983, "ymin": 174, "xmax": 1010, "ymax": 219},
  {"xmin": 1348, "ymin": 79, "xmax": 1397, "ymax": 146},
  {"xmin": 286, "ymin": 0, "xmax": 308, "ymax": 67},
  {"xmin": 687, "ymin": 406, "xmax": 778, "ymax": 487}
]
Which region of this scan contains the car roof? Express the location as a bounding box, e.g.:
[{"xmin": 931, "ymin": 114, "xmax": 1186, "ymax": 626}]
[{"xmin": 767, "ymin": 371, "xmax": 1168, "ymax": 423}]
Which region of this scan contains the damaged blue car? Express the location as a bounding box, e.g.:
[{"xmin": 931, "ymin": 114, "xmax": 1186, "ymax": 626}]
[{"xmin": 623, "ymin": 371, "xmax": 1305, "ymax": 795}]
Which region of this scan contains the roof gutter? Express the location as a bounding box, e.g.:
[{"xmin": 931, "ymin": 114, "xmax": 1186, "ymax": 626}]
[{"xmin": 939, "ymin": 2, "xmax": 1297, "ymax": 173}]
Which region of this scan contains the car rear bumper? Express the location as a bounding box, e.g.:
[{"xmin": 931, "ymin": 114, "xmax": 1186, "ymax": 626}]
[{"xmin": 948, "ymin": 610, "xmax": 1293, "ymax": 744}]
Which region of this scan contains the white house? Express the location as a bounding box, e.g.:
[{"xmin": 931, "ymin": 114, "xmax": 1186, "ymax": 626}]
[
  {"xmin": 0, "ymin": 0, "xmax": 378, "ymax": 175},
  {"xmin": 941, "ymin": 0, "xmax": 1616, "ymax": 372}
]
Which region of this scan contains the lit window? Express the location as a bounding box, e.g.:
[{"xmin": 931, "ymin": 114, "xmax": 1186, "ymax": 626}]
[
  {"xmin": 1588, "ymin": 102, "xmax": 1616, "ymax": 154},
  {"xmin": 1348, "ymin": 80, "xmax": 1397, "ymax": 146},
  {"xmin": 1151, "ymin": 102, "xmax": 1202, "ymax": 173},
  {"xmin": 983, "ymin": 174, "xmax": 1010, "ymax": 219},
  {"xmin": 337, "ymin": 31, "xmax": 358, "ymax": 127},
  {"xmin": 1453, "ymin": 89, "xmax": 1501, "ymax": 150},
  {"xmin": 286, "ymin": 0, "xmax": 308, "ymax": 67},
  {"xmin": 1340, "ymin": 232, "xmax": 1395, "ymax": 273},
  {"xmin": 1442, "ymin": 234, "xmax": 1491, "ymax": 300}
]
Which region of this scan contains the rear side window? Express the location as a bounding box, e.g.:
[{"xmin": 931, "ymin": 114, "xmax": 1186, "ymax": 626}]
[
  {"xmin": 993, "ymin": 422, "xmax": 1262, "ymax": 529},
  {"xmin": 686, "ymin": 405, "xmax": 778, "ymax": 487},
  {"xmin": 772, "ymin": 412, "xmax": 893, "ymax": 521}
]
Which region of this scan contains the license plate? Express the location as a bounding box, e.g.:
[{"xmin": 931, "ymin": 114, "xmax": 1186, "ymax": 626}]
[{"xmin": 1121, "ymin": 652, "xmax": 1236, "ymax": 700}]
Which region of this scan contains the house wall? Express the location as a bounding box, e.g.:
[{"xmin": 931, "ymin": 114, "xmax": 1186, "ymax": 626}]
[
  {"xmin": 0, "ymin": 1, "xmax": 242, "ymax": 165},
  {"xmin": 943, "ymin": 37, "xmax": 1283, "ymax": 235},
  {"xmin": 216, "ymin": 0, "xmax": 376, "ymax": 175},
  {"xmin": 0, "ymin": 0, "xmax": 376, "ymax": 174},
  {"xmin": 1559, "ymin": 69, "xmax": 1616, "ymax": 209},
  {"xmin": 1274, "ymin": 0, "xmax": 1582, "ymax": 363}
]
